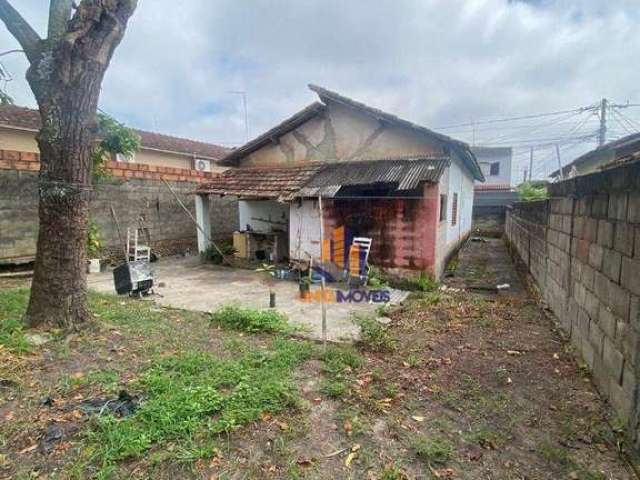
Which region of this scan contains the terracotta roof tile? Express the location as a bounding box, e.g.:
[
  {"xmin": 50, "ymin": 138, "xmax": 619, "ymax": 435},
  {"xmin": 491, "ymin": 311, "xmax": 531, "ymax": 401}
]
[{"xmin": 0, "ymin": 104, "xmax": 228, "ymax": 160}]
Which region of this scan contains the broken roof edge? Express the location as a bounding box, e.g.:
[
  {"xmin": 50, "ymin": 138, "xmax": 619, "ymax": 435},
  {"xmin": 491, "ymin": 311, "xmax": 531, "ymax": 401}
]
[
  {"xmin": 218, "ymin": 102, "xmax": 326, "ymax": 166},
  {"xmin": 308, "ymin": 84, "xmax": 485, "ymax": 182}
]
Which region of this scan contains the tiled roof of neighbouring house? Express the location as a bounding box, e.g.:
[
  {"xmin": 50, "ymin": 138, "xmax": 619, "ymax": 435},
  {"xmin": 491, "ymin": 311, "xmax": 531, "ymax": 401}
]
[
  {"xmin": 196, "ymin": 163, "xmax": 325, "ymax": 201},
  {"xmin": 0, "ymin": 104, "xmax": 229, "ymax": 160}
]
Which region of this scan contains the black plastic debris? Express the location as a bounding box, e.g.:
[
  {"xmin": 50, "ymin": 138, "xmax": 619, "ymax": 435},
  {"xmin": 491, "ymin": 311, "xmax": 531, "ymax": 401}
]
[
  {"xmin": 79, "ymin": 390, "xmax": 140, "ymax": 417},
  {"xmin": 41, "ymin": 396, "xmax": 55, "ymax": 407},
  {"xmin": 40, "ymin": 424, "xmax": 64, "ymax": 453}
]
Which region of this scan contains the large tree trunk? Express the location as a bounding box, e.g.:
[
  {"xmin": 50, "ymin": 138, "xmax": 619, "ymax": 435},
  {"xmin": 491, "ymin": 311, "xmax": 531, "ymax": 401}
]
[{"xmin": 13, "ymin": 0, "xmax": 138, "ymax": 329}]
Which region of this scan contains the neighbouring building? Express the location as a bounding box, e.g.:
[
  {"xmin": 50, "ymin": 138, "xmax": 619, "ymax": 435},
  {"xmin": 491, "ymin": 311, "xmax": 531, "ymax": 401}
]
[
  {"xmin": 551, "ymin": 133, "xmax": 640, "ymax": 180},
  {"xmin": 472, "ymin": 146, "xmax": 512, "ymax": 189},
  {"xmin": 0, "ymin": 104, "xmax": 229, "ymax": 172},
  {"xmin": 196, "ymin": 84, "xmax": 484, "ymax": 280}
]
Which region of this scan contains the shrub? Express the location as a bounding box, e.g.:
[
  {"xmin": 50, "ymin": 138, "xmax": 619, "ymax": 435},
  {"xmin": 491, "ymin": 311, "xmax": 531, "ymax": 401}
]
[
  {"xmin": 209, "ymin": 306, "xmax": 289, "ymax": 333},
  {"xmin": 518, "ymin": 181, "xmax": 549, "ymax": 202},
  {"xmin": 201, "ymin": 242, "xmax": 236, "ymax": 265}
]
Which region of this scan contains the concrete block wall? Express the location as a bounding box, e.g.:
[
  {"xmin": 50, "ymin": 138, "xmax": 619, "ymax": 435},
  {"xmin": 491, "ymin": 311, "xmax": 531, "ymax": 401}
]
[
  {"xmin": 505, "ymin": 161, "xmax": 640, "ymax": 457},
  {"xmin": 0, "ymin": 150, "xmax": 238, "ymax": 264}
]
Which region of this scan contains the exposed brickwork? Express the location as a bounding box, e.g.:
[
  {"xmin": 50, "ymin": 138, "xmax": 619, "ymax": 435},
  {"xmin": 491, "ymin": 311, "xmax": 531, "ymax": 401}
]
[
  {"xmin": 0, "ymin": 161, "xmax": 238, "ymax": 264},
  {"xmin": 506, "ymin": 160, "xmax": 640, "ymax": 459},
  {"xmin": 0, "ymin": 150, "xmax": 219, "ymax": 183}
]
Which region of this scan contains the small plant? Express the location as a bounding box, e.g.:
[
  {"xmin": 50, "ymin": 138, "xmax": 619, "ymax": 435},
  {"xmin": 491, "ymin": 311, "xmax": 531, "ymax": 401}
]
[
  {"xmin": 367, "ymin": 266, "xmax": 389, "ymax": 289},
  {"xmin": 414, "ymin": 272, "xmax": 437, "ymax": 292},
  {"xmin": 353, "ymin": 314, "xmax": 396, "ymax": 351},
  {"xmin": 410, "ymin": 434, "xmax": 454, "ymax": 465},
  {"xmin": 321, "ymin": 345, "xmax": 363, "ymax": 374},
  {"xmin": 406, "ymin": 353, "xmax": 419, "ymax": 368},
  {"xmin": 209, "ymin": 306, "xmax": 290, "ymax": 333},
  {"xmin": 321, "ymin": 379, "xmax": 347, "ymax": 398},
  {"xmin": 518, "ymin": 181, "xmax": 549, "ymax": 202},
  {"xmin": 87, "ymin": 218, "xmax": 102, "ymax": 257},
  {"xmin": 379, "ymin": 462, "xmax": 408, "ymax": 480},
  {"xmin": 0, "ymin": 289, "xmax": 31, "ymax": 353},
  {"xmin": 201, "ymin": 242, "xmax": 236, "ymax": 265}
]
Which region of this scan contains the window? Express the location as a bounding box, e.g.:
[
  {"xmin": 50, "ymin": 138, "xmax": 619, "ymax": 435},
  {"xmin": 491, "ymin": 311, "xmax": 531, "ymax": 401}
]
[
  {"xmin": 439, "ymin": 194, "xmax": 448, "ymax": 222},
  {"xmin": 451, "ymin": 193, "xmax": 458, "ymax": 226},
  {"xmin": 490, "ymin": 162, "xmax": 500, "ymax": 176},
  {"xmin": 115, "ymin": 152, "xmax": 136, "ymax": 163}
]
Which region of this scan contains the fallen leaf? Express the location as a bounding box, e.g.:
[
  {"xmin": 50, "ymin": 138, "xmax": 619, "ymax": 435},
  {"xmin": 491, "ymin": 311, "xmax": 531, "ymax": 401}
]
[
  {"xmin": 344, "ymin": 419, "xmax": 353, "ymax": 436},
  {"xmin": 411, "ymin": 415, "xmax": 425, "ymax": 422},
  {"xmin": 345, "ymin": 451, "xmax": 357, "ymax": 467},
  {"xmin": 275, "ymin": 421, "xmax": 288, "ymax": 431}
]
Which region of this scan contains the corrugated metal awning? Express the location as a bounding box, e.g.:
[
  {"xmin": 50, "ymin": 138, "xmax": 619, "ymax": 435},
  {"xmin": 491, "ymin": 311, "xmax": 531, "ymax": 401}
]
[{"xmin": 293, "ymin": 157, "xmax": 449, "ymax": 198}]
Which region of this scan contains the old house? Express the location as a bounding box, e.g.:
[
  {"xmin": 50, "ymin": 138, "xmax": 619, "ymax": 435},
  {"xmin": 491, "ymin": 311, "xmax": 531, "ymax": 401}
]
[{"xmin": 197, "ymin": 85, "xmax": 483, "ymax": 280}]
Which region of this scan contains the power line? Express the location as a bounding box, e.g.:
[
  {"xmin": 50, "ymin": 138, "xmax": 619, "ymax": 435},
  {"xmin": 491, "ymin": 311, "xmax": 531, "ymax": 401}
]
[{"xmin": 434, "ymin": 105, "xmax": 597, "ymax": 130}]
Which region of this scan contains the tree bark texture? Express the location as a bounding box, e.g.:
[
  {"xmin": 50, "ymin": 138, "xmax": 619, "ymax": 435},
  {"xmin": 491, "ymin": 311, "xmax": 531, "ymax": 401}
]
[{"xmin": 16, "ymin": 0, "xmax": 137, "ymax": 329}]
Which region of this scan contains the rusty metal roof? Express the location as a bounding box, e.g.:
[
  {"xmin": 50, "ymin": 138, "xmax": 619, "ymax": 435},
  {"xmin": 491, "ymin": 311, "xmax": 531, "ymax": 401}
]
[
  {"xmin": 196, "ymin": 163, "xmax": 324, "ymax": 201},
  {"xmin": 295, "ymin": 157, "xmax": 449, "ymax": 198}
]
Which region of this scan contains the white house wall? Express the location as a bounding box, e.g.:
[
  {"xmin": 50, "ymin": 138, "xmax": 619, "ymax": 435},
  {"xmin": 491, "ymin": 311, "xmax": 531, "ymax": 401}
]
[
  {"xmin": 238, "ymin": 200, "xmax": 289, "ymax": 233},
  {"xmin": 444, "ymin": 157, "xmax": 474, "ymax": 252},
  {"xmin": 289, "ymin": 199, "xmax": 322, "ymax": 261}
]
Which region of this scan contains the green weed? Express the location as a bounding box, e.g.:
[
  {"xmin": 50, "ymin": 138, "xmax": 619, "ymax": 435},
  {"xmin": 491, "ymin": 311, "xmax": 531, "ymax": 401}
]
[
  {"xmin": 410, "ymin": 434, "xmax": 454, "ymax": 465},
  {"xmin": 58, "ymin": 369, "xmax": 120, "ymax": 395},
  {"xmin": 78, "ymin": 337, "xmax": 311, "ymax": 476},
  {"xmin": 321, "ymin": 379, "xmax": 347, "ymax": 398},
  {"xmin": 321, "ymin": 345, "xmax": 363, "ymax": 374},
  {"xmin": 210, "ymin": 306, "xmax": 290, "ymax": 333},
  {"xmin": 0, "ymin": 289, "xmax": 31, "ymax": 353},
  {"xmin": 379, "ymin": 462, "xmax": 407, "ymax": 480},
  {"xmin": 353, "ymin": 314, "xmax": 396, "ymax": 351}
]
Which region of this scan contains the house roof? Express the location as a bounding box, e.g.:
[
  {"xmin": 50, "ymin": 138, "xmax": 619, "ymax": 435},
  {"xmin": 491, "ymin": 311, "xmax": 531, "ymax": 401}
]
[
  {"xmin": 0, "ymin": 104, "xmax": 228, "ymax": 160},
  {"xmin": 197, "ymin": 156, "xmax": 449, "ymax": 200},
  {"xmin": 308, "ymin": 84, "xmax": 484, "ymax": 182},
  {"xmin": 196, "ymin": 163, "xmax": 324, "ymax": 201},
  {"xmin": 219, "ymin": 102, "xmax": 326, "ymax": 165},
  {"xmin": 294, "ymin": 156, "xmax": 449, "ymax": 198},
  {"xmin": 551, "ymin": 133, "xmax": 640, "ymax": 178},
  {"xmin": 219, "ymin": 85, "xmax": 484, "ymax": 182}
]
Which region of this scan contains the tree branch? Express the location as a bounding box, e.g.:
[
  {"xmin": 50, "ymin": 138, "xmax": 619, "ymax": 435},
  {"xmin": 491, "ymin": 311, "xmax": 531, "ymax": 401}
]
[
  {"xmin": 0, "ymin": 0, "xmax": 41, "ymax": 64},
  {"xmin": 48, "ymin": 0, "xmax": 73, "ymax": 44}
]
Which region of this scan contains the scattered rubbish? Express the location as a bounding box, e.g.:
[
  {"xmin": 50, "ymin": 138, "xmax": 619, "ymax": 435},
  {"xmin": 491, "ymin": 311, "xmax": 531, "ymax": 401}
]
[
  {"xmin": 25, "ymin": 333, "xmax": 51, "ymax": 346},
  {"xmin": 40, "ymin": 424, "xmax": 64, "ymax": 453},
  {"xmin": 344, "ymin": 444, "xmax": 360, "ymax": 467},
  {"xmin": 376, "ymin": 316, "xmax": 392, "ymax": 325},
  {"xmin": 507, "ymin": 350, "xmax": 524, "ymax": 356},
  {"xmin": 79, "ymin": 390, "xmax": 139, "ymax": 417},
  {"xmin": 411, "ymin": 415, "xmax": 425, "ymax": 422},
  {"xmin": 496, "ymin": 283, "xmax": 511, "ymax": 290},
  {"xmin": 471, "ymin": 237, "xmax": 488, "ymax": 243},
  {"xmin": 41, "ymin": 396, "xmax": 55, "ymax": 407}
]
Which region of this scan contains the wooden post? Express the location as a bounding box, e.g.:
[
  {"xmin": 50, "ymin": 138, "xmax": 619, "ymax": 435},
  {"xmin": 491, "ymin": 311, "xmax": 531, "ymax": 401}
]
[{"xmin": 318, "ymin": 195, "xmax": 327, "ymax": 347}]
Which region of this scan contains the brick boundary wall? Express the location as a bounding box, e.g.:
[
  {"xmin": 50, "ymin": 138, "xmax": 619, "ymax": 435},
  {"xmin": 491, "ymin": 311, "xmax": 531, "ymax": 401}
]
[
  {"xmin": 0, "ymin": 149, "xmax": 218, "ymax": 183},
  {"xmin": 0, "ymin": 150, "xmax": 239, "ymax": 265},
  {"xmin": 505, "ymin": 160, "xmax": 640, "ymax": 460}
]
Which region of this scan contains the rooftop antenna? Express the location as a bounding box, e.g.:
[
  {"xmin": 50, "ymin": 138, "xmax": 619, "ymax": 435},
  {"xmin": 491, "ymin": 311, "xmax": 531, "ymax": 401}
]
[{"xmin": 228, "ymin": 90, "xmax": 249, "ymax": 143}]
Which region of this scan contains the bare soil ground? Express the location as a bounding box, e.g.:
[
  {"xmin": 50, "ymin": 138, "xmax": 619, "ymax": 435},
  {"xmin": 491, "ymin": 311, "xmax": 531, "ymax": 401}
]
[{"xmin": 0, "ymin": 240, "xmax": 636, "ymax": 479}]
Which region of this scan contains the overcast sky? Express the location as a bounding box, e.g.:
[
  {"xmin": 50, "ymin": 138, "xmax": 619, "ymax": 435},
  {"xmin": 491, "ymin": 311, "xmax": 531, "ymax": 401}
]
[{"xmin": 1, "ymin": 0, "xmax": 639, "ymax": 177}]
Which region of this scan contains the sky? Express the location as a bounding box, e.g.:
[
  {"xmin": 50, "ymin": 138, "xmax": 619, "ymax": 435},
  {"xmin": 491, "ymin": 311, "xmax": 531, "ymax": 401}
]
[{"xmin": 1, "ymin": 0, "xmax": 639, "ymax": 179}]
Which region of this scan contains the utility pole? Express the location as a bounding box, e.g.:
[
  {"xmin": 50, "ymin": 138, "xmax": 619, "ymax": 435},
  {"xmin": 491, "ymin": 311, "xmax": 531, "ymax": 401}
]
[
  {"xmin": 598, "ymin": 98, "xmax": 608, "ymax": 147},
  {"xmin": 529, "ymin": 147, "xmax": 534, "ymax": 182},
  {"xmin": 555, "ymin": 144, "xmax": 563, "ymax": 180}
]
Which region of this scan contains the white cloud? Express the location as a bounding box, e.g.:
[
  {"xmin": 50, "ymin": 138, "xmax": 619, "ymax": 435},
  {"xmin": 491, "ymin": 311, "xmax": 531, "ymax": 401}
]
[{"xmin": 1, "ymin": 0, "xmax": 639, "ymax": 177}]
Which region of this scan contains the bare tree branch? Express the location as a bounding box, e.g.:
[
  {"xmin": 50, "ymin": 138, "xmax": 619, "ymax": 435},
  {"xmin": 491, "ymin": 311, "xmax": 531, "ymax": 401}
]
[
  {"xmin": 0, "ymin": 0, "xmax": 42, "ymax": 64},
  {"xmin": 48, "ymin": 0, "xmax": 73, "ymax": 43}
]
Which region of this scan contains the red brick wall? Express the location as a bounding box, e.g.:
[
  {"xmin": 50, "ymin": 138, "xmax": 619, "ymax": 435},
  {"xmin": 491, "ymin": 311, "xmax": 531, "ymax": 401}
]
[
  {"xmin": 321, "ymin": 183, "xmax": 440, "ymax": 275},
  {"xmin": 0, "ymin": 150, "xmax": 219, "ymax": 183}
]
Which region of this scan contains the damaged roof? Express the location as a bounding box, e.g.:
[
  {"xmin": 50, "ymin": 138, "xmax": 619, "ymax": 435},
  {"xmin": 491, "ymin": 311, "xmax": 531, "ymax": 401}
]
[
  {"xmin": 197, "ymin": 157, "xmax": 449, "ymax": 200},
  {"xmin": 196, "ymin": 163, "xmax": 324, "ymax": 201},
  {"xmin": 219, "ymin": 85, "xmax": 483, "ymax": 181},
  {"xmin": 220, "ymin": 102, "xmax": 326, "ymax": 165},
  {"xmin": 0, "ymin": 104, "xmax": 228, "ymax": 160},
  {"xmin": 294, "ymin": 157, "xmax": 449, "ymax": 198}
]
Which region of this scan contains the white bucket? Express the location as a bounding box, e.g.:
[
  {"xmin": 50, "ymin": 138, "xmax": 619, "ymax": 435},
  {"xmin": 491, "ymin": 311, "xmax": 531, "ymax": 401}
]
[{"xmin": 87, "ymin": 259, "xmax": 101, "ymax": 274}]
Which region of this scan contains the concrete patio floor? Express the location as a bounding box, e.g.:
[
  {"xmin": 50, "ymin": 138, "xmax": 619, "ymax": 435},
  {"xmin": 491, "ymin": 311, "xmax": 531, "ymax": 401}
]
[{"xmin": 88, "ymin": 256, "xmax": 405, "ymax": 342}]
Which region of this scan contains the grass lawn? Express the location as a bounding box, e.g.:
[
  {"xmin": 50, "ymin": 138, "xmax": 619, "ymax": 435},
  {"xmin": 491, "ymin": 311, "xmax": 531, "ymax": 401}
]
[{"xmin": 0, "ymin": 282, "xmax": 633, "ymax": 479}]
